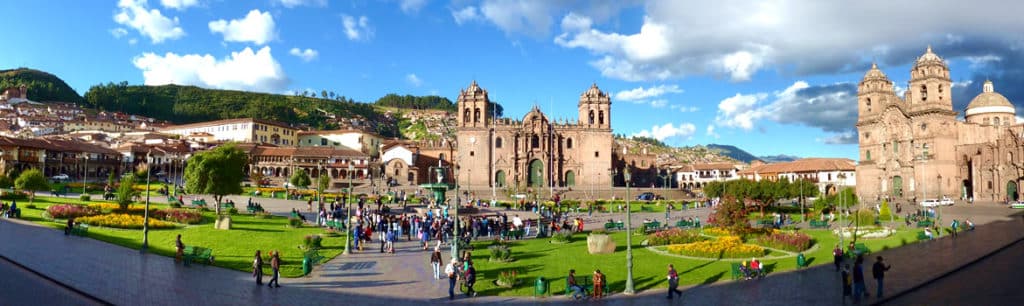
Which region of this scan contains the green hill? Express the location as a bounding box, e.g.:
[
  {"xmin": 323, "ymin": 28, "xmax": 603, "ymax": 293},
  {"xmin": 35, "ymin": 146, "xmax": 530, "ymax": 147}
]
[
  {"xmin": 0, "ymin": 68, "xmax": 84, "ymax": 103},
  {"xmin": 707, "ymin": 144, "xmax": 761, "ymax": 163},
  {"xmin": 83, "ymin": 82, "xmax": 397, "ymax": 135}
]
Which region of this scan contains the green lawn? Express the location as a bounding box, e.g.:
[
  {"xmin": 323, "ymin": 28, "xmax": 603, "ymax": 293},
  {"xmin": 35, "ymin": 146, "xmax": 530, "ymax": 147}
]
[
  {"xmin": 467, "ymin": 226, "xmax": 927, "ymax": 296},
  {"xmin": 13, "ymin": 195, "xmax": 344, "ymax": 278}
]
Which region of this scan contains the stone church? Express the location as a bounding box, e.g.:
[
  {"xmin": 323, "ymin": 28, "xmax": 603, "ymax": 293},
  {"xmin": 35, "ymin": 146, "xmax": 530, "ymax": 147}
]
[
  {"xmin": 455, "ymin": 81, "xmax": 613, "ymax": 191},
  {"xmin": 856, "ymin": 46, "xmax": 1024, "ymax": 203}
]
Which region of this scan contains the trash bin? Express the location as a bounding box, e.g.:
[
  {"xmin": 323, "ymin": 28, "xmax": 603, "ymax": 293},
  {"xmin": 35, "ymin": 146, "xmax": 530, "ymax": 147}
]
[
  {"xmin": 796, "ymin": 253, "xmax": 806, "ymax": 268},
  {"xmin": 534, "ymin": 277, "xmax": 547, "ymax": 296},
  {"xmin": 302, "ymin": 257, "xmax": 312, "ymax": 276}
]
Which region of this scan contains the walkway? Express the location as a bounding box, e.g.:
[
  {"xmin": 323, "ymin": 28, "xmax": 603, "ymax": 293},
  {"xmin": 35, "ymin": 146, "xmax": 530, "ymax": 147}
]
[{"xmin": 0, "ymin": 201, "xmax": 1021, "ymax": 305}]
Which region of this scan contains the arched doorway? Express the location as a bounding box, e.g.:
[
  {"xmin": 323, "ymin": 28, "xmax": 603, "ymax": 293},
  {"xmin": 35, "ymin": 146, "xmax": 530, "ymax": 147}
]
[
  {"xmin": 892, "ymin": 176, "xmax": 903, "ymax": 198},
  {"xmin": 528, "ymin": 160, "xmax": 543, "ymax": 187},
  {"xmin": 495, "ymin": 170, "xmax": 506, "ymax": 188},
  {"xmin": 1007, "ymin": 180, "xmax": 1018, "ymax": 202},
  {"xmin": 565, "ymin": 171, "xmax": 575, "ymax": 187}
]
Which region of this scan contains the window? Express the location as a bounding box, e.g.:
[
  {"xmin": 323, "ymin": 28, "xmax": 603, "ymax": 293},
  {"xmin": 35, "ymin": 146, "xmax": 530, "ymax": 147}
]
[
  {"xmin": 474, "ymin": 108, "xmax": 481, "ymax": 123},
  {"xmin": 920, "ymin": 85, "xmax": 927, "ymax": 101},
  {"xmin": 598, "ymin": 111, "xmax": 605, "ymax": 125},
  {"xmin": 594, "ymin": 151, "xmax": 599, "ymax": 157},
  {"xmin": 307, "ymin": 139, "xmax": 312, "ymax": 144},
  {"xmin": 464, "ymin": 109, "xmax": 471, "ymax": 123},
  {"xmin": 995, "ymin": 117, "xmax": 1001, "ymax": 125},
  {"xmin": 470, "ymin": 151, "xmax": 475, "ymax": 157},
  {"xmin": 531, "ymin": 135, "xmax": 539, "ymax": 148},
  {"xmin": 866, "ymin": 150, "xmax": 871, "ymax": 160},
  {"xmin": 588, "ymin": 110, "xmax": 594, "ymax": 124},
  {"xmin": 866, "ymin": 98, "xmax": 871, "ymax": 106},
  {"xmin": 321, "ymin": 138, "xmax": 328, "ymax": 146},
  {"xmin": 495, "ymin": 137, "xmax": 503, "ymax": 148},
  {"xmin": 566, "ymin": 138, "xmax": 573, "ymax": 149}
]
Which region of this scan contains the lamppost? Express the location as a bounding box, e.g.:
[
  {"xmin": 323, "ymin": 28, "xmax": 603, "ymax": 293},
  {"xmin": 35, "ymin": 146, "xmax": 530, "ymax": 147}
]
[
  {"xmin": 318, "ymin": 161, "xmax": 325, "ymax": 213},
  {"xmin": 937, "ymin": 174, "xmax": 942, "ymax": 225},
  {"xmin": 623, "ymin": 167, "xmax": 635, "ymax": 295},
  {"xmin": 343, "ymin": 163, "xmax": 355, "ymax": 255},
  {"xmin": 81, "ymin": 153, "xmax": 89, "ymax": 194},
  {"xmin": 838, "ymin": 173, "xmax": 846, "ymax": 247},
  {"xmin": 142, "ymin": 150, "xmax": 152, "ymax": 253},
  {"xmin": 799, "ymin": 178, "xmax": 805, "ymax": 222}
]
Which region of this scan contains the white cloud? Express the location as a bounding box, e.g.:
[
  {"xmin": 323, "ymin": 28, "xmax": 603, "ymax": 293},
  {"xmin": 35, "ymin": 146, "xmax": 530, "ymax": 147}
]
[
  {"xmin": 633, "ymin": 122, "xmax": 697, "ymax": 141},
  {"xmin": 289, "ymin": 48, "xmax": 318, "ymax": 62},
  {"xmin": 706, "ymin": 125, "xmax": 719, "ymax": 139},
  {"xmin": 129, "ymin": 38, "xmax": 138, "ymax": 45},
  {"xmin": 342, "ymin": 15, "xmax": 374, "ymax": 41},
  {"xmin": 406, "ymin": 73, "xmax": 423, "ymax": 87},
  {"xmin": 400, "ymin": 0, "xmax": 428, "ymax": 14},
  {"xmin": 209, "ymin": 9, "xmax": 277, "ymax": 45},
  {"xmin": 276, "ymin": 0, "xmax": 326, "ymax": 8},
  {"xmin": 114, "ymin": 0, "xmax": 186, "ymax": 44},
  {"xmin": 553, "ymin": 1, "xmax": 1024, "ymax": 82},
  {"xmin": 670, "ymin": 104, "xmax": 699, "ymax": 112},
  {"xmin": 715, "ymin": 92, "xmax": 768, "ymax": 130},
  {"xmin": 451, "ymin": 6, "xmax": 482, "ymax": 25},
  {"xmin": 110, "ymin": 28, "xmax": 129, "ymax": 38},
  {"xmin": 160, "ymin": 0, "xmax": 199, "ymax": 10},
  {"xmin": 713, "ymin": 81, "xmax": 859, "ymax": 144},
  {"xmin": 614, "ymin": 84, "xmax": 683, "ymax": 101},
  {"xmin": 132, "ymin": 46, "xmax": 289, "ymax": 92},
  {"xmin": 479, "ymin": 0, "xmax": 558, "ymax": 37},
  {"xmin": 649, "ymin": 99, "xmax": 667, "ymax": 108}
]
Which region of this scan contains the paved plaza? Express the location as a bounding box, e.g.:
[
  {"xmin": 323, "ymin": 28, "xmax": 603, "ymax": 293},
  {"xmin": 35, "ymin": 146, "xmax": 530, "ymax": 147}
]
[{"xmin": 1, "ymin": 196, "xmax": 1022, "ymax": 305}]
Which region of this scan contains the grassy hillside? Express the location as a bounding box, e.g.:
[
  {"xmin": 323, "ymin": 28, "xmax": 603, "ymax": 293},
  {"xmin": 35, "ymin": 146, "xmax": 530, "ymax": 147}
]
[{"xmin": 0, "ymin": 68, "xmax": 84, "ymax": 103}]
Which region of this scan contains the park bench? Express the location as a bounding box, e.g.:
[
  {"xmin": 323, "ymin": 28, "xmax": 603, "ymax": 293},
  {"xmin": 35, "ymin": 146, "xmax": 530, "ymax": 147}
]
[
  {"xmin": 104, "ymin": 192, "xmax": 115, "ymax": 201},
  {"xmin": 1011, "ymin": 202, "xmax": 1024, "ymax": 209},
  {"xmin": 167, "ymin": 196, "xmax": 183, "ymax": 206},
  {"xmin": 809, "ymin": 220, "xmax": 829, "ymax": 229},
  {"xmin": 730, "ymin": 262, "xmax": 743, "ymax": 280},
  {"xmin": 51, "ymin": 188, "xmax": 66, "ymax": 197},
  {"xmin": 246, "ymin": 204, "xmax": 265, "ymax": 214},
  {"xmin": 565, "ymin": 275, "xmax": 606, "ymax": 297},
  {"xmin": 604, "ymin": 222, "xmax": 617, "ymax": 230},
  {"xmin": 847, "ymin": 243, "xmax": 870, "ymax": 258},
  {"xmin": 191, "ymin": 199, "xmax": 207, "ymax": 208},
  {"xmin": 4, "ymin": 207, "xmax": 21, "ymax": 219},
  {"xmin": 917, "ymin": 231, "xmax": 931, "ymax": 241},
  {"xmin": 757, "ymin": 220, "xmax": 775, "ymax": 228},
  {"xmin": 916, "ymin": 220, "xmax": 934, "ymax": 228},
  {"xmin": 70, "ymin": 223, "xmax": 89, "ymax": 236},
  {"xmin": 644, "ymin": 221, "xmax": 661, "ymax": 233},
  {"xmin": 219, "ymin": 202, "xmax": 235, "ymax": 210},
  {"xmin": 676, "ymin": 220, "xmax": 694, "ymax": 228},
  {"xmin": 183, "ymin": 246, "xmax": 214, "ymax": 266}
]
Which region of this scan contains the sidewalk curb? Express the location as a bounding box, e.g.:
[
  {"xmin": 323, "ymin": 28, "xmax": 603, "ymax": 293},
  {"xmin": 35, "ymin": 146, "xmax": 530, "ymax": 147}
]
[
  {"xmin": 873, "ymin": 228, "xmax": 1024, "ymax": 305},
  {"xmin": 0, "ymin": 254, "xmax": 113, "ymax": 306}
]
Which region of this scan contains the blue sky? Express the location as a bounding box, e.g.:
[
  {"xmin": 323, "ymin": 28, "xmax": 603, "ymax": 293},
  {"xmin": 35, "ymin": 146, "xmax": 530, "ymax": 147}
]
[{"xmin": 4, "ymin": 1, "xmax": 1024, "ymax": 161}]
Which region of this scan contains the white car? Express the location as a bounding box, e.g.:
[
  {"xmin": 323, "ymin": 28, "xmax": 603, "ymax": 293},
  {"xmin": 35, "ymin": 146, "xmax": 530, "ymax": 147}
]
[
  {"xmin": 919, "ymin": 199, "xmax": 941, "ymax": 207},
  {"xmin": 52, "ymin": 174, "xmax": 70, "ymax": 181},
  {"xmin": 938, "ymin": 197, "xmax": 954, "ymax": 206}
]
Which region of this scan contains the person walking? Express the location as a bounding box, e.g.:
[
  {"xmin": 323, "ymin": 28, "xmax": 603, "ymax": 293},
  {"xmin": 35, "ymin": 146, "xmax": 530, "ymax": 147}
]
[
  {"xmin": 872, "ymin": 256, "xmax": 892, "ymax": 298},
  {"xmin": 463, "ymin": 263, "xmax": 477, "ymax": 297},
  {"xmin": 445, "ymin": 259, "xmax": 459, "ymax": 300},
  {"xmin": 853, "ymin": 255, "xmax": 868, "ymax": 302},
  {"xmin": 429, "ymin": 248, "xmax": 443, "ymax": 279},
  {"xmin": 268, "ymin": 251, "xmax": 281, "ymax": 288},
  {"xmin": 833, "ymin": 244, "xmax": 844, "ymax": 271},
  {"xmin": 950, "ymin": 219, "xmax": 959, "ymax": 237},
  {"xmin": 592, "ymin": 269, "xmax": 604, "ymax": 299},
  {"xmin": 252, "ymin": 250, "xmax": 264, "ymax": 285},
  {"xmin": 667, "ymin": 264, "xmax": 683, "ymax": 299}
]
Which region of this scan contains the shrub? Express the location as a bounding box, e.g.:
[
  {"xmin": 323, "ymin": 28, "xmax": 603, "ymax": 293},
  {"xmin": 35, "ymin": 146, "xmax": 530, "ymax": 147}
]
[
  {"xmin": 851, "ymin": 210, "xmax": 877, "ymax": 226},
  {"xmin": 45, "ymin": 204, "xmax": 100, "ymax": 219},
  {"xmin": 879, "ymin": 200, "xmax": 892, "ymax": 220},
  {"xmin": 76, "ymin": 213, "xmax": 176, "ymax": 229},
  {"xmin": 666, "ymin": 236, "xmax": 765, "ymax": 259},
  {"xmin": 228, "ymin": 207, "xmax": 239, "ymax": 215},
  {"xmin": 169, "ymin": 202, "xmax": 182, "ymax": 208},
  {"xmin": 496, "ymin": 269, "xmax": 519, "ymax": 288},
  {"xmin": 750, "ymin": 231, "xmax": 812, "ymax": 252},
  {"xmin": 151, "ymin": 209, "xmax": 203, "ymax": 224},
  {"xmin": 488, "ymin": 244, "xmax": 514, "ymax": 262},
  {"xmin": 288, "ymin": 217, "xmax": 303, "ymax": 228},
  {"xmin": 303, "ymin": 234, "xmax": 323, "ymax": 250},
  {"xmin": 633, "ymin": 224, "xmax": 648, "ymax": 236},
  {"xmin": 0, "ymin": 191, "xmax": 28, "ymax": 200},
  {"xmin": 647, "ymin": 228, "xmax": 704, "ymax": 246},
  {"xmin": 88, "ymin": 203, "xmax": 146, "ymax": 214},
  {"xmin": 550, "ymin": 229, "xmax": 573, "ymax": 243},
  {"xmin": 702, "ymin": 227, "xmax": 732, "ymax": 237},
  {"xmin": 79, "ymin": 194, "xmax": 91, "ymax": 201},
  {"xmin": 254, "ymin": 212, "xmax": 272, "ymax": 219}
]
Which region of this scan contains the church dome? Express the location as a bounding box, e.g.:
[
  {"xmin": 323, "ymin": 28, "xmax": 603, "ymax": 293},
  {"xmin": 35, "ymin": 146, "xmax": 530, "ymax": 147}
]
[
  {"xmin": 965, "ymin": 80, "xmax": 1015, "ymax": 117},
  {"xmin": 863, "ymin": 62, "xmax": 888, "ymax": 80},
  {"xmin": 581, "ymin": 83, "xmax": 606, "ymax": 98},
  {"xmin": 913, "ymin": 45, "xmax": 946, "ymax": 68}
]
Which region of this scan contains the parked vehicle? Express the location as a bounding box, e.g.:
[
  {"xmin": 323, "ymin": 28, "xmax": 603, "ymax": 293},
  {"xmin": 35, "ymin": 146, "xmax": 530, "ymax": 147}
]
[
  {"xmin": 51, "ymin": 173, "xmax": 70, "ymax": 181},
  {"xmin": 636, "ymin": 192, "xmax": 663, "ymax": 201},
  {"xmin": 919, "ymin": 198, "xmax": 953, "ymax": 207}
]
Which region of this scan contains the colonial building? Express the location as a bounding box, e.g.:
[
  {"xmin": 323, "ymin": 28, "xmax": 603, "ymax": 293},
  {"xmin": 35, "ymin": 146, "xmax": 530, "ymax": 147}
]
[
  {"xmin": 676, "ymin": 162, "xmax": 743, "ymax": 190},
  {"xmin": 740, "ymin": 158, "xmax": 856, "ymax": 195},
  {"xmin": 455, "ymin": 81, "xmax": 613, "ymax": 191},
  {"xmin": 297, "ymin": 129, "xmax": 383, "ymax": 158},
  {"xmin": 241, "ymin": 144, "xmax": 370, "ymax": 189},
  {"xmin": 160, "ymin": 118, "xmax": 299, "ymax": 146},
  {"xmin": 856, "ymin": 46, "xmax": 1024, "ymax": 203}
]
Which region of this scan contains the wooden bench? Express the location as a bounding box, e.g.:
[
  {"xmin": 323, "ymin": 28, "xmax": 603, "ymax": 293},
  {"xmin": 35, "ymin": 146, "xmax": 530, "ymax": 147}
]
[
  {"xmin": 604, "ymin": 222, "xmax": 617, "ymax": 230},
  {"xmin": 644, "ymin": 221, "xmax": 661, "ymax": 232},
  {"xmin": 676, "ymin": 220, "xmax": 694, "ymax": 228},
  {"xmin": 70, "ymin": 223, "xmax": 89, "ymax": 236},
  {"xmin": 191, "ymin": 199, "xmax": 207, "ymax": 208},
  {"xmin": 809, "ymin": 220, "xmax": 829, "ymax": 229},
  {"xmin": 916, "ymin": 220, "xmax": 934, "ymax": 228},
  {"xmin": 183, "ymin": 246, "xmax": 214, "ymax": 266}
]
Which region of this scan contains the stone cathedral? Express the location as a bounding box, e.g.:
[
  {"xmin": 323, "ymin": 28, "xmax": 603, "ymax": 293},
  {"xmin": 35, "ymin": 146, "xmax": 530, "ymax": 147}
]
[
  {"xmin": 455, "ymin": 81, "xmax": 613, "ymax": 191},
  {"xmin": 856, "ymin": 46, "xmax": 1024, "ymax": 203}
]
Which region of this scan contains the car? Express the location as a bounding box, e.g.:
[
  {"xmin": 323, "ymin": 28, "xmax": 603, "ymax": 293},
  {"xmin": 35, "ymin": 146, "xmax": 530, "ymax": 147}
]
[
  {"xmin": 919, "ymin": 199, "xmax": 941, "ymax": 207},
  {"xmin": 636, "ymin": 192, "xmax": 663, "ymax": 201},
  {"xmin": 938, "ymin": 197, "xmax": 954, "ymax": 206},
  {"xmin": 1009, "ymin": 200, "xmax": 1024, "ymax": 209},
  {"xmin": 51, "ymin": 173, "xmax": 70, "ymax": 181}
]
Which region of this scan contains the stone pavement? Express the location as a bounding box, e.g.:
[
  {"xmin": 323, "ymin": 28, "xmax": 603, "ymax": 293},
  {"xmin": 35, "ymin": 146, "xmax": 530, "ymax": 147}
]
[{"xmin": 1, "ymin": 199, "xmax": 1022, "ymax": 305}]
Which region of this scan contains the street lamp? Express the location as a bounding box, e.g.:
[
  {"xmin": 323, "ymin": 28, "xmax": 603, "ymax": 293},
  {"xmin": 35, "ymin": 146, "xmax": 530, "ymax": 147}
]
[
  {"xmin": 623, "ymin": 167, "xmax": 635, "ymax": 295},
  {"xmin": 343, "ymin": 163, "xmax": 355, "ymax": 255},
  {"xmin": 837, "ymin": 173, "xmax": 847, "ymax": 247},
  {"xmin": 142, "ymin": 150, "xmax": 152, "ymax": 253},
  {"xmin": 937, "ymin": 174, "xmax": 942, "ymax": 225},
  {"xmin": 81, "ymin": 153, "xmax": 88, "ymax": 194}
]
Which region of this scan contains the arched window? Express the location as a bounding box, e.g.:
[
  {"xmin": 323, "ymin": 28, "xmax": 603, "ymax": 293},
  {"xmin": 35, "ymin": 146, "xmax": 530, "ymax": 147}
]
[
  {"xmin": 995, "ymin": 117, "xmax": 1001, "ymax": 125},
  {"xmin": 463, "ymin": 108, "xmax": 471, "ymax": 123},
  {"xmin": 495, "ymin": 137, "xmax": 503, "ymax": 148},
  {"xmin": 598, "ymin": 110, "xmax": 605, "ymax": 125},
  {"xmin": 474, "ymin": 108, "xmax": 481, "ymax": 123},
  {"xmin": 588, "ymin": 110, "xmax": 595, "ymax": 124},
  {"xmin": 866, "ymin": 98, "xmax": 871, "ymax": 106},
  {"xmin": 531, "ymin": 135, "xmax": 539, "ymax": 148},
  {"xmin": 920, "ymin": 85, "xmax": 927, "ymax": 101},
  {"xmin": 566, "ymin": 138, "xmax": 573, "ymax": 149}
]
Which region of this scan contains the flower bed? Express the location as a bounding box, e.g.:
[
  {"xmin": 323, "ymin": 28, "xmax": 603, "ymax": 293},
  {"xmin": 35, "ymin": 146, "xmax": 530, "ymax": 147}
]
[
  {"xmin": 150, "ymin": 209, "xmax": 203, "ymax": 224},
  {"xmin": 666, "ymin": 236, "xmax": 764, "ymax": 259},
  {"xmin": 834, "ymin": 227, "xmax": 895, "ymax": 239},
  {"xmin": 749, "ymin": 231, "xmax": 812, "ymax": 252},
  {"xmin": 88, "ymin": 203, "xmax": 145, "ymax": 213},
  {"xmin": 75, "ymin": 213, "xmax": 176, "ymax": 229},
  {"xmin": 45, "ymin": 204, "xmax": 100, "ymax": 219},
  {"xmin": 647, "ymin": 228, "xmax": 704, "ymax": 246},
  {"xmin": 702, "ymin": 227, "xmax": 732, "ymax": 237}
]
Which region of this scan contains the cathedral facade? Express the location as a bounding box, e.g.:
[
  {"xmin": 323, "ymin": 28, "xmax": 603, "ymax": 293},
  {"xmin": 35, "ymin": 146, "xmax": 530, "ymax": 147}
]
[
  {"xmin": 455, "ymin": 81, "xmax": 613, "ymax": 191},
  {"xmin": 856, "ymin": 46, "xmax": 1024, "ymax": 203}
]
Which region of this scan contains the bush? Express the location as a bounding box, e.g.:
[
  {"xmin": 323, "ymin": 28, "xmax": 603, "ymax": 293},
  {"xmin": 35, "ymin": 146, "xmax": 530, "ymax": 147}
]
[
  {"xmin": 0, "ymin": 191, "xmax": 28, "ymax": 200},
  {"xmin": 851, "ymin": 210, "xmax": 877, "ymax": 226},
  {"xmin": 647, "ymin": 228, "xmax": 704, "ymax": 246},
  {"xmin": 666, "ymin": 236, "xmax": 765, "ymax": 259},
  {"xmin": 228, "ymin": 207, "xmax": 239, "ymax": 215},
  {"xmin": 633, "ymin": 224, "xmax": 648, "ymax": 236},
  {"xmin": 702, "ymin": 227, "xmax": 732, "ymax": 237},
  {"xmin": 879, "ymin": 200, "xmax": 892, "ymax": 220},
  {"xmin": 496, "ymin": 269, "xmax": 519, "ymax": 288},
  {"xmin": 288, "ymin": 217, "xmax": 303, "ymax": 228},
  {"xmin": 150, "ymin": 209, "xmax": 203, "ymax": 224},
  {"xmin": 254, "ymin": 212, "xmax": 272, "ymax": 219},
  {"xmin": 79, "ymin": 194, "xmax": 91, "ymax": 201},
  {"xmin": 45, "ymin": 204, "xmax": 100, "ymax": 219},
  {"xmin": 488, "ymin": 244, "xmax": 513, "ymax": 262},
  {"xmin": 550, "ymin": 230, "xmax": 573, "ymax": 243},
  {"xmin": 303, "ymin": 234, "xmax": 323, "ymax": 250},
  {"xmin": 76, "ymin": 213, "xmax": 176, "ymax": 229},
  {"xmin": 169, "ymin": 202, "xmax": 182, "ymax": 208},
  {"xmin": 749, "ymin": 231, "xmax": 813, "ymax": 252}
]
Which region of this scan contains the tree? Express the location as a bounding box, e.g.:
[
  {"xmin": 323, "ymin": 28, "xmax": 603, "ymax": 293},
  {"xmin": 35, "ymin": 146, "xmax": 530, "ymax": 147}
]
[
  {"xmin": 116, "ymin": 175, "xmax": 137, "ymax": 212},
  {"xmin": 290, "ymin": 168, "xmax": 311, "ymax": 190},
  {"xmin": 704, "ymin": 181, "xmax": 724, "ymax": 198},
  {"xmin": 14, "ymin": 169, "xmax": 49, "ymax": 204},
  {"xmin": 710, "ymin": 196, "xmax": 750, "ymax": 232},
  {"xmin": 879, "ymin": 200, "xmax": 893, "ymax": 220},
  {"xmin": 836, "ymin": 187, "xmax": 859, "ymax": 209},
  {"xmin": 790, "ymin": 178, "xmax": 819, "ymax": 210},
  {"xmin": 317, "ymin": 173, "xmax": 330, "ymax": 205},
  {"xmin": 184, "ymin": 143, "xmax": 247, "ymax": 215},
  {"xmin": 0, "ymin": 174, "xmax": 12, "ymax": 189},
  {"xmin": 250, "ymin": 170, "xmax": 265, "ymax": 188},
  {"xmin": 107, "ymin": 171, "xmax": 116, "ymax": 188}
]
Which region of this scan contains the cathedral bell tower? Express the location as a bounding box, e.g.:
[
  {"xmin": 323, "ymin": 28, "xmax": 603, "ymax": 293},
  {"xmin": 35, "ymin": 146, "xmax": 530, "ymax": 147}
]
[
  {"xmin": 457, "ymin": 80, "xmax": 490, "ymax": 128},
  {"xmin": 907, "ymin": 46, "xmax": 953, "ymax": 112},
  {"xmin": 857, "ymin": 62, "xmax": 895, "ymax": 120},
  {"xmin": 578, "ymin": 83, "xmax": 611, "ymax": 129}
]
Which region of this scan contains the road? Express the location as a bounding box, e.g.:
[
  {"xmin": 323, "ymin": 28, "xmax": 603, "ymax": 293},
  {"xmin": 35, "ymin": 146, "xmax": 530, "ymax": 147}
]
[
  {"xmin": 885, "ymin": 238, "xmax": 1024, "ymax": 305},
  {"xmin": 0, "ymin": 256, "xmax": 108, "ymax": 306}
]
